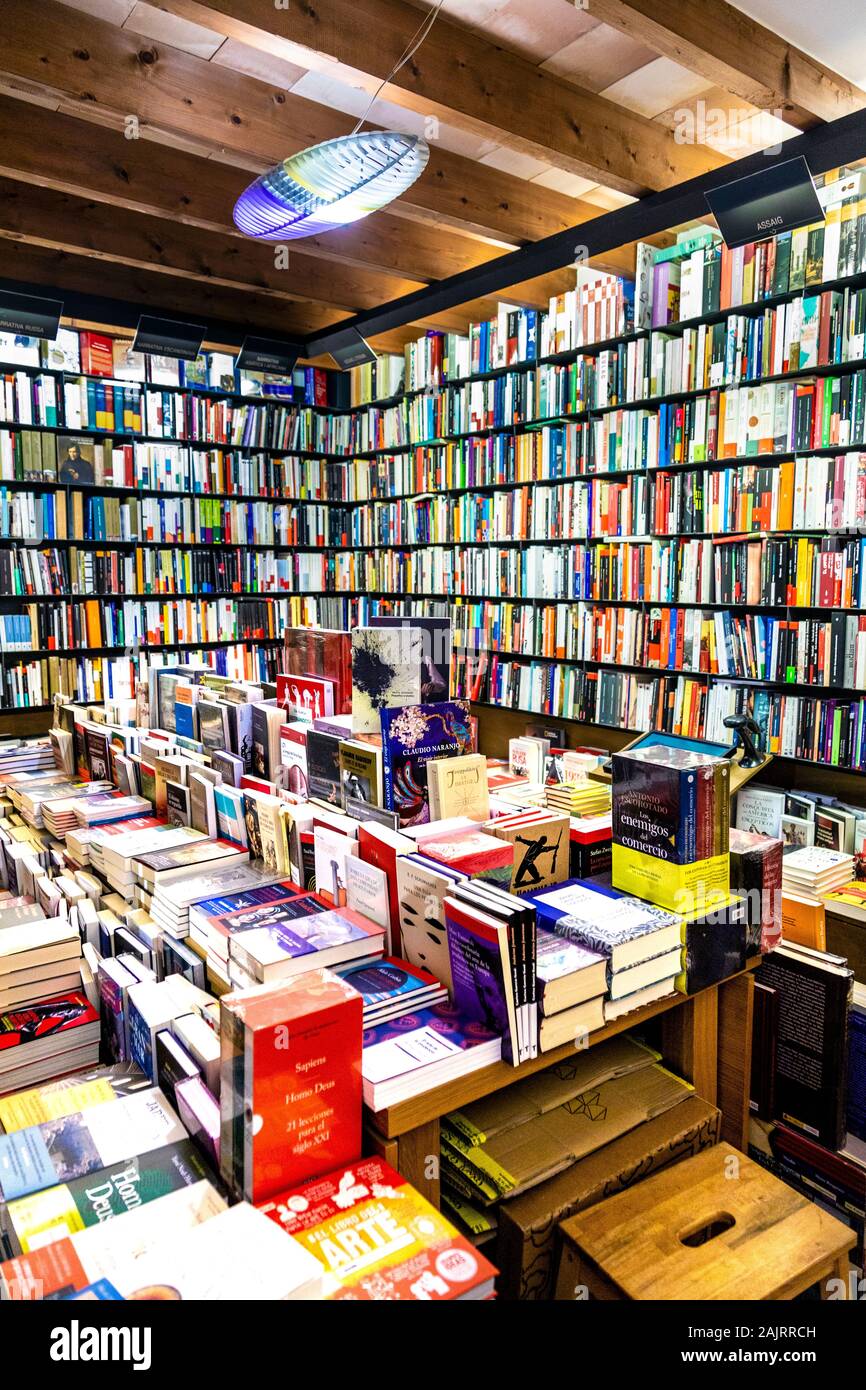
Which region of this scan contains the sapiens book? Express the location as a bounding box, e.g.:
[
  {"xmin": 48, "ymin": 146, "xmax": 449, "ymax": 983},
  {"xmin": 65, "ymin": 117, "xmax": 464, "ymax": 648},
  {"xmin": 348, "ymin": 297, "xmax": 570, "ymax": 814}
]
[
  {"xmin": 259, "ymin": 1157, "xmax": 496, "ymax": 1300},
  {"xmin": 220, "ymin": 968, "xmax": 362, "ymax": 1203},
  {"xmin": 351, "ymin": 626, "xmax": 423, "ymax": 735},
  {"xmin": 380, "ymin": 701, "xmax": 472, "ymax": 828}
]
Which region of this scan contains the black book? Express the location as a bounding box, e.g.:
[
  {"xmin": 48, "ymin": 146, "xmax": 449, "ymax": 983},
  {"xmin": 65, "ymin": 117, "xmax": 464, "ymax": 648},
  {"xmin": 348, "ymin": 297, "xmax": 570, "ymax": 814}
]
[
  {"xmin": 750, "ymin": 980, "xmax": 779, "ymax": 1121},
  {"xmin": 755, "ymin": 941, "xmax": 853, "ymax": 1150}
]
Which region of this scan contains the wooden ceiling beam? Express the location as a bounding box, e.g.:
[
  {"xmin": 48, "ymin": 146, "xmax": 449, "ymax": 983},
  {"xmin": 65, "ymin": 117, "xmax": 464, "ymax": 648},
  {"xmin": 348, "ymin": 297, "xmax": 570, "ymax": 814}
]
[
  {"xmin": 586, "ymin": 0, "xmax": 866, "ymax": 129},
  {"xmin": 0, "ymin": 0, "xmax": 651, "ymax": 255},
  {"xmin": 155, "ymin": 0, "xmax": 727, "ymax": 192}
]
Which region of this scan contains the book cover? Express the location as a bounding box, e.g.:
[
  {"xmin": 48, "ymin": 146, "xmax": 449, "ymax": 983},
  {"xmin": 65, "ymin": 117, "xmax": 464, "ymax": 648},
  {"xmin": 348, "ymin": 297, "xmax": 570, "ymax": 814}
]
[
  {"xmin": 0, "ymin": 1063, "xmax": 149, "ymax": 1134},
  {"xmin": 444, "ymin": 894, "xmax": 519, "ymax": 1064},
  {"xmin": 305, "ymin": 729, "xmax": 343, "ymax": 808},
  {"xmin": 338, "ymin": 739, "xmax": 383, "ymax": 808},
  {"xmin": 351, "ymin": 626, "xmax": 423, "ymax": 734},
  {"xmin": 276, "ymin": 673, "xmax": 336, "ymax": 724},
  {"xmin": 379, "ymin": 701, "xmax": 472, "ymax": 828},
  {"xmin": 0, "ymin": 1087, "xmax": 186, "ymax": 1201},
  {"xmin": 259, "ymin": 1156, "xmax": 496, "ymax": 1300},
  {"xmin": 219, "ymin": 968, "xmax": 362, "ymax": 1203},
  {"xmin": 284, "ymin": 628, "xmax": 352, "ymax": 717},
  {"xmin": 489, "ymin": 813, "xmax": 570, "ymax": 895},
  {"xmin": 756, "ymin": 944, "xmax": 854, "ymax": 1149},
  {"xmin": 369, "ymin": 616, "xmax": 452, "ymax": 702},
  {"xmin": 3, "ymin": 1139, "xmax": 213, "ymax": 1256},
  {"xmin": 427, "ymin": 752, "xmax": 489, "ymax": 823}
]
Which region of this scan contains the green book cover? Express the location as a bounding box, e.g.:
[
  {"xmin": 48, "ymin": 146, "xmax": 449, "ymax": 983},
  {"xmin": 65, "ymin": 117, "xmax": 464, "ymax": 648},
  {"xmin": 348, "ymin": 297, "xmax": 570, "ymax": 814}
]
[{"xmin": 4, "ymin": 1139, "xmax": 213, "ymax": 1255}]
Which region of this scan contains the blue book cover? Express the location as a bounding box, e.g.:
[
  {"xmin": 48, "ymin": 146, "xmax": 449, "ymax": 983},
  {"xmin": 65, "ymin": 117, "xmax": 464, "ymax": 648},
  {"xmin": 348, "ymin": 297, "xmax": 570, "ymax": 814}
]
[{"xmin": 379, "ymin": 699, "xmax": 472, "ymax": 828}]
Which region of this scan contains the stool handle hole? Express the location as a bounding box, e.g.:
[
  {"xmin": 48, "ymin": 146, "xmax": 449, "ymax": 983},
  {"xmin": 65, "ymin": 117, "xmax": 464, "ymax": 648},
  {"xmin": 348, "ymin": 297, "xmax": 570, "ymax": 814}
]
[{"xmin": 678, "ymin": 1212, "xmax": 736, "ymax": 1247}]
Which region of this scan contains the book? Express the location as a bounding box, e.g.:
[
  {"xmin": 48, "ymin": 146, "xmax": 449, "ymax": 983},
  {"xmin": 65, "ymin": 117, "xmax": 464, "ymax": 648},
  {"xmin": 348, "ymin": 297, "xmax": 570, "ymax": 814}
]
[
  {"xmin": 729, "ymin": 828, "xmax": 783, "ymax": 953},
  {"xmin": 227, "ymin": 905, "xmax": 384, "ymax": 984},
  {"xmin": 2, "ymin": 1138, "xmax": 214, "ymax": 1257},
  {"xmin": 361, "ymin": 1001, "xmax": 501, "ymax": 1111},
  {"xmin": 427, "ymin": 752, "xmax": 489, "ymax": 823},
  {"xmin": 251, "ymin": 702, "xmax": 286, "ymax": 782},
  {"xmin": 276, "ymin": 673, "xmax": 336, "ymax": 723},
  {"xmin": 259, "ymin": 1157, "xmax": 497, "ymax": 1300},
  {"xmin": 532, "ymin": 881, "xmax": 680, "ymax": 971},
  {"xmin": 369, "ymin": 616, "xmax": 452, "ymax": 702},
  {"xmin": 283, "ymin": 628, "xmax": 352, "ymax": 716},
  {"xmin": 444, "ymin": 893, "xmax": 520, "ymax": 1065},
  {"xmin": 380, "ymin": 700, "xmax": 472, "ymax": 827},
  {"xmin": 0, "ymin": 1179, "xmax": 226, "ymax": 1299},
  {"xmin": 0, "ymin": 1087, "xmax": 186, "ymax": 1201},
  {"xmin": 419, "ymin": 828, "xmax": 513, "ymax": 887},
  {"xmin": 338, "ymin": 739, "xmax": 383, "ymax": 808},
  {"xmin": 344, "ymin": 855, "xmax": 391, "ymax": 944},
  {"xmin": 487, "ymin": 810, "xmax": 570, "ymax": 895},
  {"xmin": 0, "ymin": 991, "xmax": 100, "ymax": 1094},
  {"xmin": 219, "ymin": 968, "xmax": 362, "ymax": 1202},
  {"xmin": 535, "ymin": 928, "xmax": 607, "ymax": 1017},
  {"xmin": 395, "ymin": 852, "xmax": 467, "ymax": 992},
  {"xmin": 336, "ymin": 957, "xmax": 447, "ymax": 1025},
  {"xmin": 0, "ymin": 1062, "xmax": 149, "ymax": 1134},
  {"xmin": 313, "ymin": 823, "xmax": 358, "ymax": 908},
  {"xmin": 116, "ymin": 1200, "xmax": 324, "ymax": 1301},
  {"xmin": 736, "ymin": 786, "xmax": 787, "ymax": 839},
  {"xmin": 351, "ymin": 626, "xmax": 423, "ymax": 734},
  {"xmin": 756, "ymin": 941, "xmax": 854, "ymax": 1149},
  {"xmin": 305, "ymin": 729, "xmax": 343, "ymax": 808}
]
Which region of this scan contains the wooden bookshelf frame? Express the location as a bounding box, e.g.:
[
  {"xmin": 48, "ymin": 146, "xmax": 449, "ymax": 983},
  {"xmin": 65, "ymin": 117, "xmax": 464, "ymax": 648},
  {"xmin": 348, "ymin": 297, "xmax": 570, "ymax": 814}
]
[{"xmin": 365, "ymin": 965, "xmax": 757, "ymax": 1210}]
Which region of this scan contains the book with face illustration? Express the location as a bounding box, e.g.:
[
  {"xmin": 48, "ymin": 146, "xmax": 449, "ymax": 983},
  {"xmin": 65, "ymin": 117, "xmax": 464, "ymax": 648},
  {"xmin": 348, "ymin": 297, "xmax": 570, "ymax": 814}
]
[{"xmin": 394, "ymin": 853, "xmax": 467, "ymax": 994}]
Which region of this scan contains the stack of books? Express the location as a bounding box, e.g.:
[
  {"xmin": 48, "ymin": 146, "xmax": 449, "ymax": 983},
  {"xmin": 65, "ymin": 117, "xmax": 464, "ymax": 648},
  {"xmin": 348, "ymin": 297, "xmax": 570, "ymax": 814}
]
[
  {"xmin": 362, "ymin": 1000, "xmax": 501, "ymax": 1111},
  {"xmin": 337, "ymin": 957, "xmax": 448, "ymax": 1025},
  {"xmin": 782, "ymin": 847, "xmax": 855, "ymax": 902},
  {"xmin": 444, "ymin": 880, "xmax": 538, "ymax": 1063},
  {"xmin": 0, "ymin": 738, "xmax": 56, "ymax": 779},
  {"xmin": 544, "ymin": 781, "xmax": 611, "ymax": 818},
  {"xmin": 148, "ymin": 862, "xmax": 286, "ymax": 943},
  {"xmin": 611, "ymin": 742, "xmax": 731, "ymax": 913},
  {"xmin": 534, "ymin": 928, "xmax": 607, "ymax": 1051},
  {"xmin": 530, "ymin": 879, "xmax": 681, "ymax": 1021},
  {"xmin": 0, "ymin": 986, "xmax": 99, "ymax": 1094},
  {"xmin": 0, "ymin": 919, "xmax": 85, "ymax": 1013}
]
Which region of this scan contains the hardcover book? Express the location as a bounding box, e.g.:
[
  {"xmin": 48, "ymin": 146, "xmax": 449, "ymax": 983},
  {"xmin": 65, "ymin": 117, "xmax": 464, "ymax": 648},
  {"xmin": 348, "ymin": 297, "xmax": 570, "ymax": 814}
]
[
  {"xmin": 379, "ymin": 701, "xmax": 473, "ymax": 828},
  {"xmin": 277, "ymin": 673, "xmax": 336, "ymax": 724}
]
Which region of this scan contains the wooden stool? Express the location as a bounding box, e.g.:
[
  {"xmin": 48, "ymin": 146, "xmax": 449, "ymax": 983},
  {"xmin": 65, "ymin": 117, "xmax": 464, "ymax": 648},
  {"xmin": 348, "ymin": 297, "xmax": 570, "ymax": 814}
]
[{"xmin": 555, "ymin": 1142, "xmax": 856, "ymax": 1300}]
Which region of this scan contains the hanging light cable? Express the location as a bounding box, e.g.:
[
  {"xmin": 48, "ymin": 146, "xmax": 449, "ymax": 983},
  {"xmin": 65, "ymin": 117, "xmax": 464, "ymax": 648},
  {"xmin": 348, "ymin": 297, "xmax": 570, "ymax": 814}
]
[{"xmin": 233, "ymin": 1, "xmax": 446, "ymax": 241}]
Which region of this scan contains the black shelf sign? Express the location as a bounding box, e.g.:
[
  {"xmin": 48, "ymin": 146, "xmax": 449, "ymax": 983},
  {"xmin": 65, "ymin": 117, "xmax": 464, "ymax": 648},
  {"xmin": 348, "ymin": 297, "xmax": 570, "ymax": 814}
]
[
  {"xmin": 133, "ymin": 315, "xmax": 206, "ymax": 361},
  {"xmin": 327, "ymin": 327, "xmax": 378, "ymax": 370},
  {"xmin": 705, "ymin": 155, "xmax": 824, "ymax": 250},
  {"xmin": 236, "ymin": 336, "xmax": 300, "ymax": 375},
  {"xmin": 0, "ymin": 290, "xmax": 63, "ymax": 341}
]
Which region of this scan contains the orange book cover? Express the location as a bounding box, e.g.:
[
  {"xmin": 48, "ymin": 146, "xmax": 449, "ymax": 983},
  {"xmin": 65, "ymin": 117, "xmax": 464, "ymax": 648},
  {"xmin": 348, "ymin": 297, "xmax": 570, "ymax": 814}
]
[{"xmin": 781, "ymin": 892, "xmax": 826, "ymax": 951}]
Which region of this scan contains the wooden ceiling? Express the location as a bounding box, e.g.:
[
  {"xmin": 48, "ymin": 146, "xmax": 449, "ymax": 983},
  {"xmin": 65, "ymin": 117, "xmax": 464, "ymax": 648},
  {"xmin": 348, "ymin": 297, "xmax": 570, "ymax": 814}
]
[{"xmin": 0, "ymin": 0, "xmax": 864, "ymax": 355}]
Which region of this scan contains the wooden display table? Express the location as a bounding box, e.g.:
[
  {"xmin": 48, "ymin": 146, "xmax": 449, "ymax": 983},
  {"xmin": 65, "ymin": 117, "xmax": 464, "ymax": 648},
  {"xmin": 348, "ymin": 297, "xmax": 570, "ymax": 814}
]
[
  {"xmin": 555, "ymin": 1141, "xmax": 856, "ymax": 1300},
  {"xmin": 365, "ymin": 962, "xmax": 758, "ymax": 1210}
]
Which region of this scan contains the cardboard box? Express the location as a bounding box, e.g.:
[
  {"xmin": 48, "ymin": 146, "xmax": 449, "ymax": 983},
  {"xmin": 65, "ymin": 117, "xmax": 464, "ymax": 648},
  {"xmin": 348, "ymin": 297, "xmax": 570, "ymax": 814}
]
[{"xmin": 495, "ymin": 1094, "xmax": 721, "ymax": 1301}]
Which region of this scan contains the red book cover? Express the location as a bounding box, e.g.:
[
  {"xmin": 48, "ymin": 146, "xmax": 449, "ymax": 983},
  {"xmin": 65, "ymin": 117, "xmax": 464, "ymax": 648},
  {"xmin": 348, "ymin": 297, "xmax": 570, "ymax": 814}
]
[
  {"xmin": 258, "ymin": 1156, "xmax": 497, "ymax": 1300},
  {"xmin": 283, "ymin": 628, "xmax": 352, "ymax": 716},
  {"xmin": 277, "ymin": 673, "xmax": 336, "ymax": 722},
  {"xmin": 79, "ymin": 331, "xmax": 115, "ymax": 378},
  {"xmin": 220, "ymin": 968, "xmax": 362, "ymax": 1203},
  {"xmin": 421, "ymin": 828, "xmax": 514, "ymax": 883},
  {"xmin": 0, "ymin": 991, "xmax": 99, "ymax": 1053},
  {"xmin": 357, "ymin": 823, "xmax": 412, "ymax": 948}
]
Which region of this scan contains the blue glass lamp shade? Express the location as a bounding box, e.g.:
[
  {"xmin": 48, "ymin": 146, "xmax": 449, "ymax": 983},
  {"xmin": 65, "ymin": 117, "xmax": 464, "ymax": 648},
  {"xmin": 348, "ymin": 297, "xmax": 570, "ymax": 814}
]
[{"xmin": 233, "ymin": 131, "xmax": 430, "ymax": 240}]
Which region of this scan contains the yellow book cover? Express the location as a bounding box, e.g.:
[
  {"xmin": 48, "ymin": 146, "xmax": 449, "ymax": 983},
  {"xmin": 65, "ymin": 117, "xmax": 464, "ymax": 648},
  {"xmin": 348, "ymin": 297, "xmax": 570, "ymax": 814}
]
[{"xmin": 612, "ymin": 842, "xmax": 729, "ymax": 914}]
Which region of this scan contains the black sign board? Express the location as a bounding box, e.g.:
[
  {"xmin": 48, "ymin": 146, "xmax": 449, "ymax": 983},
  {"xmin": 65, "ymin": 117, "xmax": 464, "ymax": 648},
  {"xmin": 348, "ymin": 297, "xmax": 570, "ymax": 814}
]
[
  {"xmin": 705, "ymin": 156, "xmax": 824, "ymax": 250},
  {"xmin": 0, "ymin": 290, "xmax": 63, "ymax": 341},
  {"xmin": 236, "ymin": 336, "xmax": 300, "ymax": 375},
  {"xmin": 327, "ymin": 327, "xmax": 378, "ymax": 370},
  {"xmin": 133, "ymin": 315, "xmax": 206, "ymax": 361}
]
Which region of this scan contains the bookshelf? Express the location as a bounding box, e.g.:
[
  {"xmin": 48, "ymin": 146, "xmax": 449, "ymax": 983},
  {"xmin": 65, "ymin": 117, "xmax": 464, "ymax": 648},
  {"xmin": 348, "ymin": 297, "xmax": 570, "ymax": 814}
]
[{"xmin": 5, "ymin": 204, "xmax": 866, "ymax": 767}]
